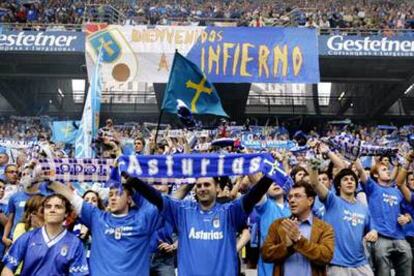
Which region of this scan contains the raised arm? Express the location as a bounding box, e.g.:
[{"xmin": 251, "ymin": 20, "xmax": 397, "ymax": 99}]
[
  {"xmin": 48, "ymin": 182, "xmax": 83, "ymax": 214},
  {"xmin": 126, "ymin": 177, "xmax": 164, "ymax": 211},
  {"xmin": 229, "ymin": 176, "xmax": 243, "ymax": 200},
  {"xmin": 395, "ymin": 152, "xmax": 414, "ymax": 203},
  {"xmin": 318, "ymin": 142, "xmax": 347, "ymax": 170},
  {"xmin": 307, "ymin": 163, "xmax": 329, "ymax": 201},
  {"xmin": 172, "ymin": 182, "xmax": 195, "ymax": 200},
  {"xmin": 242, "ymin": 174, "xmax": 273, "ymax": 214},
  {"xmin": 354, "ymin": 158, "xmax": 369, "ymax": 184}
]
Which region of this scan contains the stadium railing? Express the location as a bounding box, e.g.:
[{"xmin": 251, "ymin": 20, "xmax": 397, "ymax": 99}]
[
  {"xmin": 83, "ymin": 3, "xmax": 127, "ymax": 25},
  {"xmin": 0, "ymin": 21, "xmax": 412, "ymax": 36},
  {"xmin": 0, "ymin": 23, "xmax": 84, "ymax": 32}
]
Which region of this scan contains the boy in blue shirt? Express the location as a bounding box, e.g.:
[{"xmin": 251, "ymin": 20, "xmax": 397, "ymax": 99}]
[
  {"xmin": 49, "ymin": 181, "xmax": 160, "ymax": 276},
  {"xmin": 309, "ymin": 164, "xmax": 376, "ymax": 275},
  {"xmin": 2, "ymin": 194, "xmax": 88, "ymax": 276},
  {"xmin": 128, "ymin": 174, "xmax": 274, "ymax": 276}
]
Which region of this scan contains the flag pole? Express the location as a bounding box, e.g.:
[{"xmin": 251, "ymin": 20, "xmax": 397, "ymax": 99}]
[
  {"xmin": 154, "ymin": 108, "xmax": 164, "ymax": 148},
  {"xmin": 153, "ymin": 49, "xmax": 178, "ymax": 152}
]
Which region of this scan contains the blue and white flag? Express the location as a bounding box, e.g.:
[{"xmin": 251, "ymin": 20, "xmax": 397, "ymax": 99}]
[
  {"xmin": 161, "ymin": 52, "xmax": 228, "ymax": 117},
  {"xmin": 52, "ymin": 121, "xmax": 79, "ymax": 144},
  {"xmin": 75, "ymin": 47, "xmax": 103, "ymax": 158}
]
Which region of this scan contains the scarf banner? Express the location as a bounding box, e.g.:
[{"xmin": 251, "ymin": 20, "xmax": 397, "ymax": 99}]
[
  {"xmin": 0, "ymin": 138, "xmax": 37, "ymax": 150},
  {"xmin": 323, "ymin": 134, "xmax": 399, "ymax": 161},
  {"xmin": 116, "ymin": 153, "xmax": 292, "ymax": 190},
  {"xmin": 37, "ymin": 158, "xmax": 115, "ymax": 183},
  {"xmin": 242, "ymin": 140, "xmax": 297, "ymax": 150},
  {"xmin": 117, "ymin": 153, "xmax": 270, "ymax": 179}
]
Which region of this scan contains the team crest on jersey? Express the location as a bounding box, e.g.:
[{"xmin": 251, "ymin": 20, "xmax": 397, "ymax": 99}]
[
  {"xmin": 60, "ymin": 245, "xmax": 68, "ymax": 257},
  {"xmin": 213, "ymin": 217, "xmax": 220, "ymax": 228}
]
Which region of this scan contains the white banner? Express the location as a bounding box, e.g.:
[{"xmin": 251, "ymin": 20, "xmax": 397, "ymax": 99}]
[{"xmin": 85, "ymin": 24, "xmax": 205, "ymax": 85}]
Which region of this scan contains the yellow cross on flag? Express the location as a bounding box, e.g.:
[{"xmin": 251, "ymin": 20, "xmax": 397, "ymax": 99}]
[{"xmin": 161, "ymin": 52, "xmax": 228, "ymax": 117}]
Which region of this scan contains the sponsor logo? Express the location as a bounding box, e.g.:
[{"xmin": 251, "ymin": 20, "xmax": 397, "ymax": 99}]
[
  {"xmin": 0, "ymin": 31, "xmax": 82, "ymax": 52},
  {"xmin": 188, "ymin": 227, "xmax": 224, "ymax": 240},
  {"xmin": 323, "ymin": 35, "xmax": 414, "ymax": 57},
  {"xmin": 104, "ymin": 226, "xmax": 135, "ymax": 239}
]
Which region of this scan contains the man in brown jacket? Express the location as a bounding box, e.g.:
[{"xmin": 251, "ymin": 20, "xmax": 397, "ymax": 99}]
[{"xmin": 262, "ymin": 181, "xmax": 334, "ymax": 276}]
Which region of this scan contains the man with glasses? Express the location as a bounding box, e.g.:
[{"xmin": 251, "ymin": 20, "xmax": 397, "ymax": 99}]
[
  {"xmin": 0, "ymin": 148, "xmax": 9, "ymax": 176},
  {"xmin": 2, "ymin": 164, "xmax": 19, "ymax": 204},
  {"xmin": 262, "ymin": 181, "xmax": 334, "ymax": 276}
]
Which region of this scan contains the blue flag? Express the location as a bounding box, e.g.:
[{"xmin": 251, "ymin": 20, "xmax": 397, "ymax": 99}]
[
  {"xmin": 161, "ymin": 52, "xmax": 228, "ymax": 117},
  {"xmin": 75, "ymin": 47, "xmax": 103, "ymax": 157},
  {"xmin": 52, "ymin": 121, "xmax": 79, "ymax": 144}
]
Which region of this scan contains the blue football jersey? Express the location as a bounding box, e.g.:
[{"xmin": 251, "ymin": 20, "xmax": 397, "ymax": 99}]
[
  {"xmin": 80, "ymin": 200, "xmax": 160, "ymax": 275},
  {"xmin": 162, "ymin": 196, "xmax": 248, "ymax": 276},
  {"xmin": 3, "ymin": 227, "xmax": 88, "ymax": 276},
  {"xmin": 323, "ymin": 191, "xmax": 370, "ymax": 267},
  {"xmin": 363, "ymin": 177, "xmax": 405, "ymax": 239}
]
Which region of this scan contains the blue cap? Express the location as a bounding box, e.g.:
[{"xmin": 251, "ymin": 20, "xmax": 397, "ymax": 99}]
[{"xmin": 0, "ymin": 147, "xmax": 7, "ymax": 155}]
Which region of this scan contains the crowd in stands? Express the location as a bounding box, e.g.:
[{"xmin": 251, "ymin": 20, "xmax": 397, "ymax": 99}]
[
  {"xmin": 1, "ymin": 0, "xmax": 414, "ymax": 33},
  {"xmin": 0, "ymin": 115, "xmax": 413, "ymax": 275}
]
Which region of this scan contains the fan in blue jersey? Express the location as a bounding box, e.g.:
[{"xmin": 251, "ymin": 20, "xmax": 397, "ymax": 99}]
[
  {"xmin": 127, "ymin": 173, "xmax": 274, "ymax": 276},
  {"xmin": 309, "ymin": 165, "xmax": 376, "ymax": 275},
  {"xmin": 2, "ymin": 194, "xmax": 88, "ymax": 276},
  {"xmin": 356, "ymin": 155, "xmax": 413, "ymax": 276},
  {"xmin": 254, "ymin": 182, "xmax": 291, "ymax": 276},
  {"xmin": 48, "ymin": 181, "xmax": 161, "ymax": 276}
]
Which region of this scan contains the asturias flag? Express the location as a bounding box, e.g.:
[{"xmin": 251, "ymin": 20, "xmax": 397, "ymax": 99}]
[
  {"xmin": 52, "ymin": 121, "xmax": 79, "ymax": 144},
  {"xmin": 161, "ymin": 52, "xmax": 228, "ymax": 117}
]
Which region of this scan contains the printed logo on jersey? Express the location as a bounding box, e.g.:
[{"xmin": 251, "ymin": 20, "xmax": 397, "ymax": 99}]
[
  {"xmin": 104, "ymin": 226, "xmax": 135, "ymax": 239},
  {"xmin": 382, "ymin": 193, "xmax": 398, "ymax": 207},
  {"xmin": 188, "ymin": 227, "xmax": 224, "ymax": 240},
  {"xmin": 114, "ymin": 227, "xmax": 122, "ymax": 240},
  {"xmin": 343, "ymin": 209, "xmax": 365, "ymax": 226}
]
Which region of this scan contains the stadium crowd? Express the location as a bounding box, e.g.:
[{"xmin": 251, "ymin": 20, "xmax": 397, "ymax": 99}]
[
  {"xmin": 1, "ymin": 0, "xmax": 414, "ymax": 32},
  {"xmin": 0, "ymin": 115, "xmax": 412, "ymax": 275}
]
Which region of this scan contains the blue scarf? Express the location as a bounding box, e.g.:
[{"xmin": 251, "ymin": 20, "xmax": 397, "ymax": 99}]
[{"xmin": 115, "ymin": 153, "xmax": 292, "ymax": 190}]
